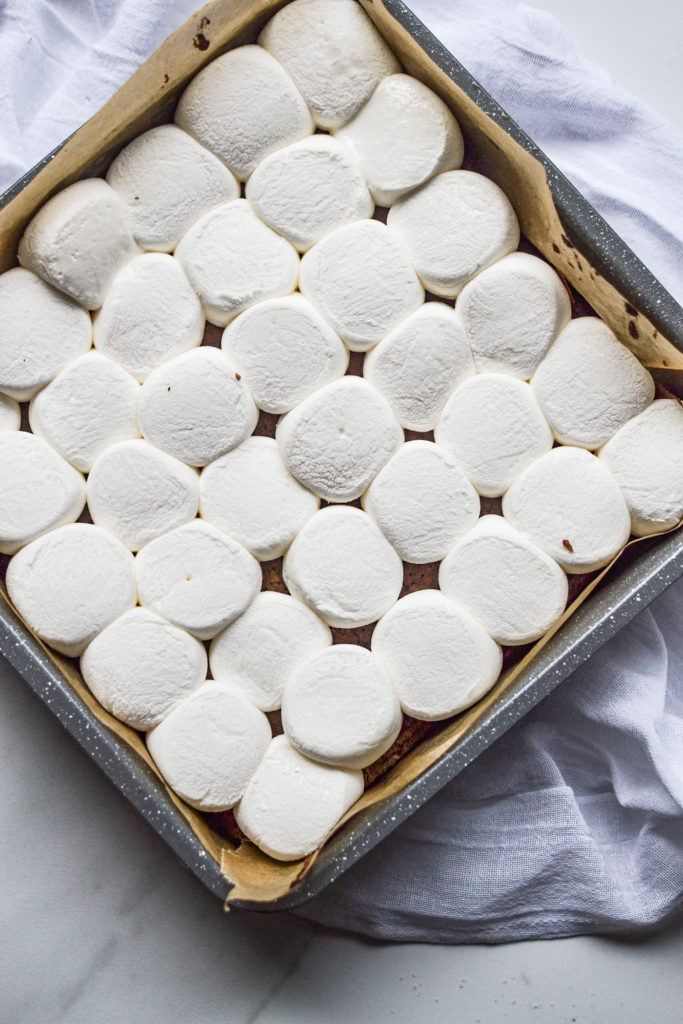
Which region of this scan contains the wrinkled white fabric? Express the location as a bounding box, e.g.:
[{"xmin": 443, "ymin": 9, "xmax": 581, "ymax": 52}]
[{"xmin": 2, "ymin": 0, "xmax": 683, "ymax": 946}]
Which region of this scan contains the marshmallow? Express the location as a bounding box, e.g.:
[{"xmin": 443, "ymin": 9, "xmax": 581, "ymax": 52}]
[
  {"xmin": 235, "ymin": 734, "xmax": 364, "ymax": 861},
  {"xmin": 80, "ymin": 607, "xmax": 207, "ymax": 731},
  {"xmin": 599, "ymin": 399, "xmax": 683, "ymax": 536},
  {"xmin": 246, "ymin": 134, "xmax": 373, "ymax": 252},
  {"xmin": 6, "ymin": 523, "xmax": 136, "ymax": 657},
  {"xmin": 0, "ymin": 394, "xmax": 20, "ymax": 432},
  {"xmin": 363, "ymin": 302, "xmax": 476, "ymax": 432},
  {"xmin": 502, "ymin": 446, "xmax": 631, "ymax": 573},
  {"xmin": 222, "ymin": 293, "xmax": 348, "ymax": 414},
  {"xmin": 531, "ymin": 317, "xmax": 655, "ymax": 449},
  {"xmin": 174, "ymin": 45, "xmax": 313, "ymax": 180},
  {"xmin": 0, "ymin": 267, "xmax": 92, "ymax": 401},
  {"xmin": 435, "ymin": 374, "xmax": 553, "ymax": 497},
  {"xmin": 135, "ymin": 520, "xmax": 261, "ymax": 640},
  {"xmin": 276, "ymin": 375, "xmax": 403, "ymax": 502},
  {"xmin": 18, "ymin": 179, "xmax": 139, "ymax": 309},
  {"xmin": 439, "ymin": 515, "xmax": 568, "ymax": 645},
  {"xmin": 106, "ymin": 124, "xmax": 239, "ymax": 251},
  {"xmin": 283, "ymin": 505, "xmax": 403, "ymax": 628},
  {"xmin": 86, "ymin": 439, "xmax": 199, "ymax": 552},
  {"xmin": 387, "ymin": 170, "xmax": 520, "ymax": 298},
  {"xmin": 210, "ymin": 591, "xmax": 332, "ymax": 712},
  {"xmin": 138, "ymin": 347, "xmax": 257, "ymax": 467},
  {"xmin": 175, "ymin": 200, "xmax": 299, "ymax": 327},
  {"xmin": 335, "ymin": 74, "xmax": 464, "ymax": 206},
  {"xmin": 456, "ymin": 252, "xmax": 571, "ymax": 379},
  {"xmin": 299, "ymin": 218, "xmax": 423, "ymax": 351},
  {"xmin": 29, "ymin": 352, "xmax": 140, "ymax": 472},
  {"xmin": 146, "ymin": 680, "xmax": 272, "ymax": 812},
  {"xmin": 200, "ymin": 436, "xmax": 319, "ymax": 561},
  {"xmin": 259, "ymin": 0, "xmax": 400, "ymax": 129},
  {"xmin": 282, "ymin": 644, "xmax": 402, "ymax": 769},
  {"xmin": 0, "ymin": 432, "xmax": 86, "ymax": 555},
  {"xmin": 371, "ymin": 590, "xmax": 503, "ymax": 721},
  {"xmin": 362, "ymin": 440, "xmax": 480, "ymax": 563},
  {"xmin": 93, "ymin": 252, "xmax": 204, "ymax": 382}
]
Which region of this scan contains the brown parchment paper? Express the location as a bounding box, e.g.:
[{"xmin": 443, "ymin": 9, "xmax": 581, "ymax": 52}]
[{"xmin": 1, "ymin": 0, "xmax": 682, "ymax": 907}]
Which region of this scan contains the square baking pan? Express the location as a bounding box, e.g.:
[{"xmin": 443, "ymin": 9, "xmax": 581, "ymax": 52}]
[{"xmin": 1, "ymin": 0, "xmax": 682, "ymax": 912}]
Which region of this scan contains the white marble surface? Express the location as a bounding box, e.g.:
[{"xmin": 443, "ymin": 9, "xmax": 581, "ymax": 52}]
[{"xmin": 3, "ymin": 2, "xmax": 683, "ymax": 1022}]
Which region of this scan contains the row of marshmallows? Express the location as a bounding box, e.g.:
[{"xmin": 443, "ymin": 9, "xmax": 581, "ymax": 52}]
[
  {"xmin": 2, "ymin": 266, "xmax": 681, "ymax": 561},
  {"xmin": 3, "ymin": 0, "xmax": 683, "ymax": 860}
]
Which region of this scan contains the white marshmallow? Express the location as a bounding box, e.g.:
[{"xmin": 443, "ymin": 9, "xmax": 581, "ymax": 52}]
[
  {"xmin": 138, "ymin": 347, "xmax": 257, "ymax": 467},
  {"xmin": 531, "ymin": 317, "xmax": 655, "ymax": 449},
  {"xmin": 259, "ymin": 0, "xmax": 400, "ymax": 129},
  {"xmin": 276, "ymin": 375, "xmax": 403, "ymax": 502},
  {"xmin": 174, "ymin": 45, "xmax": 313, "ymax": 180},
  {"xmin": 282, "ymin": 644, "xmax": 402, "ymax": 769},
  {"xmin": 135, "ymin": 520, "xmax": 261, "ymax": 640},
  {"xmin": 210, "ymin": 591, "xmax": 332, "ymax": 712},
  {"xmin": 106, "ymin": 124, "xmax": 239, "ymax": 251},
  {"xmin": 363, "ymin": 302, "xmax": 476, "ymax": 432},
  {"xmin": 502, "ymin": 446, "xmax": 631, "ymax": 573},
  {"xmin": 175, "ymin": 200, "xmax": 299, "ymax": 327},
  {"xmin": 0, "ymin": 267, "xmax": 92, "ymax": 401},
  {"xmin": 80, "ymin": 607, "xmax": 207, "ymax": 731},
  {"xmin": 246, "ymin": 134, "xmax": 373, "ymax": 252},
  {"xmin": 362, "ymin": 440, "xmax": 480, "ymax": 563},
  {"xmin": 222, "ymin": 293, "xmax": 348, "ymax": 414},
  {"xmin": 86, "ymin": 439, "xmax": 199, "ymax": 552},
  {"xmin": 0, "ymin": 432, "xmax": 86, "ymax": 555},
  {"xmin": 146, "ymin": 680, "xmax": 272, "ymax": 812},
  {"xmin": 599, "ymin": 399, "xmax": 683, "ymax": 536},
  {"xmin": 0, "ymin": 394, "xmax": 20, "ymax": 432},
  {"xmin": 200, "ymin": 436, "xmax": 319, "ymax": 561},
  {"xmin": 387, "ymin": 170, "xmax": 520, "ymax": 298},
  {"xmin": 283, "ymin": 505, "xmax": 403, "ymax": 628},
  {"xmin": 335, "ymin": 74, "xmax": 464, "ymax": 206},
  {"xmin": 299, "ymin": 219, "xmax": 424, "ymax": 351},
  {"xmin": 435, "ymin": 374, "xmax": 553, "ymax": 497},
  {"xmin": 235, "ymin": 734, "xmax": 364, "ymax": 861},
  {"xmin": 371, "ymin": 590, "xmax": 502, "ymax": 721},
  {"xmin": 6, "ymin": 523, "xmax": 136, "ymax": 657},
  {"xmin": 93, "ymin": 252, "xmax": 204, "ymax": 382},
  {"xmin": 456, "ymin": 252, "xmax": 571, "ymax": 379},
  {"xmin": 439, "ymin": 515, "xmax": 568, "ymax": 645},
  {"xmin": 18, "ymin": 179, "xmax": 139, "ymax": 309},
  {"xmin": 29, "ymin": 352, "xmax": 140, "ymax": 472}
]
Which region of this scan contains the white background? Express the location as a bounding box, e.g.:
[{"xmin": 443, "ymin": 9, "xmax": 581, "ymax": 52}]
[{"xmin": 2, "ymin": 2, "xmax": 683, "ymax": 1022}]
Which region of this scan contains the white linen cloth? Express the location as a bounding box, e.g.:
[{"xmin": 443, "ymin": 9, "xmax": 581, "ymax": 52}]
[{"xmin": 1, "ymin": 0, "xmax": 682, "ymax": 943}]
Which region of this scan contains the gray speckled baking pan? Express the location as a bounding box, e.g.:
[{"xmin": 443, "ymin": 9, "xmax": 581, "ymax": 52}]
[{"xmin": 1, "ymin": 0, "xmax": 682, "ymax": 911}]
